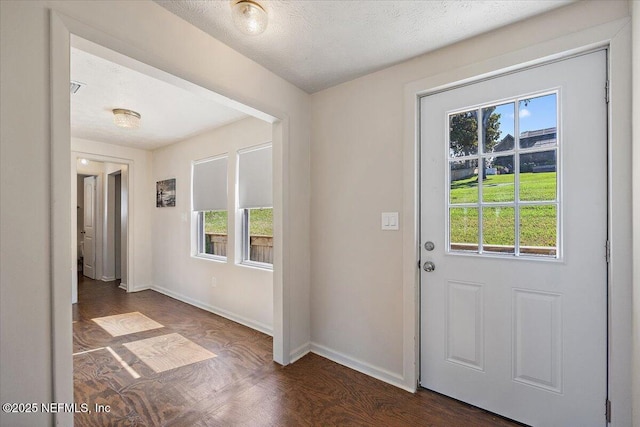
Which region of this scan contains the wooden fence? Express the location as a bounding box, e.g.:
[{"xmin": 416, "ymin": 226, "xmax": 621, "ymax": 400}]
[
  {"xmin": 205, "ymin": 233, "xmax": 227, "ymax": 257},
  {"xmin": 205, "ymin": 233, "xmax": 273, "ymax": 263},
  {"xmin": 249, "ymin": 236, "xmax": 273, "ymax": 264}
]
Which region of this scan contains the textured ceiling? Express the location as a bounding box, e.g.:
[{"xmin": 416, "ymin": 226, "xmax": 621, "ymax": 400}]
[
  {"xmin": 71, "ymin": 47, "xmax": 248, "ymax": 150},
  {"xmin": 155, "ymin": 0, "xmax": 574, "ymax": 93}
]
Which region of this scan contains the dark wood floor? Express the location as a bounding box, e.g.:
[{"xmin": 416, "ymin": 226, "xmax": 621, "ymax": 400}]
[{"xmin": 73, "ymin": 275, "xmax": 520, "ymax": 426}]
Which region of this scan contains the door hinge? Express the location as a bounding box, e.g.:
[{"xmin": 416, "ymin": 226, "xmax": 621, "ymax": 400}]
[
  {"xmin": 605, "ymin": 240, "xmax": 611, "ymax": 264},
  {"xmin": 605, "ymin": 398, "xmax": 611, "ymax": 423},
  {"xmin": 605, "ymin": 80, "xmax": 610, "ymax": 104}
]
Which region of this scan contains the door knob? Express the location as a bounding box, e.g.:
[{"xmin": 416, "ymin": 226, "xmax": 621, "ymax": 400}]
[{"xmin": 423, "ymin": 261, "xmax": 435, "ymax": 272}]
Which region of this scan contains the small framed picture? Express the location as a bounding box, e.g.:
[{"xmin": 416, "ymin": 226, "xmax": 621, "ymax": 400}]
[{"xmin": 156, "ymin": 178, "xmax": 176, "ymax": 207}]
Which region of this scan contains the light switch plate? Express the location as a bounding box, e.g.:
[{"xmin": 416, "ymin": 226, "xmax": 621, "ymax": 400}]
[{"xmin": 381, "ymin": 212, "xmax": 399, "ymax": 230}]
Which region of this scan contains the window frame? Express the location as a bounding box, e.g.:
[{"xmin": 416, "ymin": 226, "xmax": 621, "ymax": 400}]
[
  {"xmin": 239, "ymin": 207, "xmax": 273, "ymax": 270},
  {"xmin": 195, "ymin": 209, "xmax": 228, "ymax": 262},
  {"xmin": 236, "ymin": 143, "xmax": 273, "ymax": 270},
  {"xmin": 445, "ymin": 89, "xmax": 561, "ymax": 260},
  {"xmin": 191, "ymin": 154, "xmax": 229, "ymax": 262}
]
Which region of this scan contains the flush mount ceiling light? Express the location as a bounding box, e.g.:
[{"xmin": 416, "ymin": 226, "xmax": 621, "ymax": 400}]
[
  {"xmin": 231, "ymin": 0, "xmax": 268, "ymax": 35},
  {"xmin": 112, "ymin": 108, "xmax": 141, "ymax": 129}
]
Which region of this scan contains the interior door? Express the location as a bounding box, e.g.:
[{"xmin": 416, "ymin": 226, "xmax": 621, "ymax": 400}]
[
  {"xmin": 420, "ymin": 51, "xmax": 607, "ymax": 426},
  {"xmin": 83, "ymin": 175, "xmax": 96, "ymax": 279}
]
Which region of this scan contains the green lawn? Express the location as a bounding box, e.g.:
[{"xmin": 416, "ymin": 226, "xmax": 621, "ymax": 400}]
[
  {"xmin": 204, "ymin": 210, "xmax": 227, "ymax": 234},
  {"xmin": 248, "ymin": 208, "xmax": 273, "ymax": 236},
  {"xmin": 204, "ymin": 208, "xmax": 273, "ymax": 236},
  {"xmin": 450, "ymin": 172, "xmax": 556, "ymax": 203},
  {"xmin": 450, "ymin": 172, "xmax": 557, "ymax": 248}
]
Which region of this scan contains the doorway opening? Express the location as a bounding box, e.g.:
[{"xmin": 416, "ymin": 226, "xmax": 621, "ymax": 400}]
[
  {"xmin": 72, "ymin": 157, "xmax": 130, "ymax": 302},
  {"xmin": 52, "ymin": 15, "xmax": 290, "ymax": 423},
  {"xmin": 65, "ymin": 32, "xmax": 282, "ymax": 424},
  {"xmin": 77, "ymin": 174, "xmax": 96, "ymax": 279}
]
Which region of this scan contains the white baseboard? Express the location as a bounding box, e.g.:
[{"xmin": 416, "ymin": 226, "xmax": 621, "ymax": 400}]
[
  {"xmin": 118, "ymin": 282, "xmax": 127, "ymax": 291},
  {"xmin": 310, "ymin": 342, "xmax": 413, "ymax": 393},
  {"xmin": 129, "ymin": 285, "xmax": 151, "ymax": 292},
  {"xmin": 101, "ymin": 275, "xmax": 116, "ymax": 281},
  {"xmin": 152, "ymin": 285, "xmax": 273, "ymax": 336},
  {"xmin": 289, "ymin": 342, "xmax": 311, "ymax": 363}
]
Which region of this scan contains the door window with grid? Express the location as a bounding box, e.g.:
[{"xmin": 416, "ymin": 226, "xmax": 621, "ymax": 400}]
[{"xmin": 447, "ymin": 92, "xmax": 559, "ymax": 257}]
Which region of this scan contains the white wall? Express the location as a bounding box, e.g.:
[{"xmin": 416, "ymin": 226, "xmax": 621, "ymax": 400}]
[
  {"xmin": 310, "ymin": 0, "xmax": 634, "ymax": 416},
  {"xmin": 77, "ymin": 175, "xmax": 84, "ymax": 250},
  {"xmin": 0, "ymin": 4, "xmax": 53, "ymax": 422},
  {"xmin": 152, "ymin": 117, "xmax": 274, "ymax": 333},
  {"xmin": 72, "ymin": 138, "xmax": 153, "ymax": 291},
  {"xmin": 114, "ymin": 173, "xmax": 122, "ymax": 280}
]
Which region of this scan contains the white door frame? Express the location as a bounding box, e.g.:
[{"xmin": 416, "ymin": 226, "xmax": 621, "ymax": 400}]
[
  {"xmin": 402, "ymin": 21, "xmax": 632, "ymax": 425},
  {"xmin": 71, "ymin": 152, "xmax": 133, "ymax": 297},
  {"xmin": 106, "ymin": 169, "xmax": 124, "ymax": 282}
]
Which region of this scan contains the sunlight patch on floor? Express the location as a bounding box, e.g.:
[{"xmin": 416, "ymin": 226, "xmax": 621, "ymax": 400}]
[
  {"xmin": 92, "ymin": 311, "xmax": 164, "ymax": 337},
  {"xmin": 123, "ymin": 333, "xmax": 216, "ymax": 373}
]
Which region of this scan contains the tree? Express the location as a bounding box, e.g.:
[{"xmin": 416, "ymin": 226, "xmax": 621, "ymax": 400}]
[
  {"xmin": 482, "ymin": 107, "xmax": 502, "ymax": 154},
  {"xmin": 449, "ymin": 110, "xmax": 478, "ymax": 157},
  {"xmin": 449, "ymin": 107, "xmax": 502, "ymax": 157}
]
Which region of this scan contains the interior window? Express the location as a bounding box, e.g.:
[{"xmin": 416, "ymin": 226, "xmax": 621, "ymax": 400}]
[
  {"xmin": 242, "ymin": 207, "xmax": 273, "ymax": 265},
  {"xmin": 237, "ymin": 144, "xmax": 273, "ymax": 268},
  {"xmin": 200, "ymin": 210, "xmax": 228, "ymax": 258},
  {"xmin": 192, "ymin": 155, "xmax": 228, "ymax": 261}
]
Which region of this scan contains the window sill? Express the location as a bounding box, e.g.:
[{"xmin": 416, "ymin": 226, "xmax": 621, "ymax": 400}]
[
  {"xmin": 238, "ymin": 261, "xmax": 273, "ymax": 271},
  {"xmin": 192, "ymin": 254, "xmax": 227, "ymax": 263}
]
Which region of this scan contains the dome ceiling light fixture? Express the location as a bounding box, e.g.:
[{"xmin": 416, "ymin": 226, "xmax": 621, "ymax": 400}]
[
  {"xmin": 112, "ymin": 108, "xmax": 141, "ymax": 129},
  {"xmin": 231, "ymin": 0, "xmax": 268, "ymax": 36}
]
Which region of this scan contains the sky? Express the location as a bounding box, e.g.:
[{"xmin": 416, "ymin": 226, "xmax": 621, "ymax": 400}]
[{"xmin": 489, "ymin": 93, "xmax": 557, "ymax": 139}]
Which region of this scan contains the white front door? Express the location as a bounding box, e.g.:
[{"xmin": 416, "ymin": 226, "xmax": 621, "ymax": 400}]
[
  {"xmin": 83, "ymin": 175, "xmax": 96, "ymax": 279},
  {"xmin": 420, "ymin": 51, "xmax": 607, "ymax": 426}
]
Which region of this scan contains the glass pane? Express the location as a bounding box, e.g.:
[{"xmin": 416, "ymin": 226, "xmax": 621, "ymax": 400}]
[
  {"xmin": 520, "ymin": 205, "xmax": 557, "ymax": 256},
  {"xmin": 483, "ymin": 207, "xmax": 515, "ymax": 254},
  {"xmin": 450, "ymin": 159, "xmax": 479, "ymax": 204},
  {"xmin": 519, "ymin": 93, "xmax": 557, "ymax": 149},
  {"xmin": 482, "ymin": 156, "xmax": 514, "ymax": 202},
  {"xmin": 248, "ymin": 208, "xmax": 273, "ymax": 237},
  {"xmin": 519, "ymin": 151, "xmax": 557, "ymax": 201},
  {"xmin": 449, "ymin": 207, "xmax": 479, "ymax": 252},
  {"xmin": 483, "ymin": 102, "xmax": 515, "ymax": 153},
  {"xmin": 248, "ymin": 208, "xmax": 273, "ymax": 264},
  {"xmin": 449, "ymin": 110, "xmax": 478, "ymax": 157},
  {"xmin": 204, "ymin": 210, "xmax": 227, "ymax": 256}
]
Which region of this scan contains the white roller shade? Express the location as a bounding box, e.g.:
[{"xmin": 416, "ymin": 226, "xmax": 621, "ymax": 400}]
[
  {"xmin": 192, "ymin": 156, "xmax": 227, "ymax": 211},
  {"xmin": 238, "ymin": 144, "xmax": 272, "ymax": 209}
]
